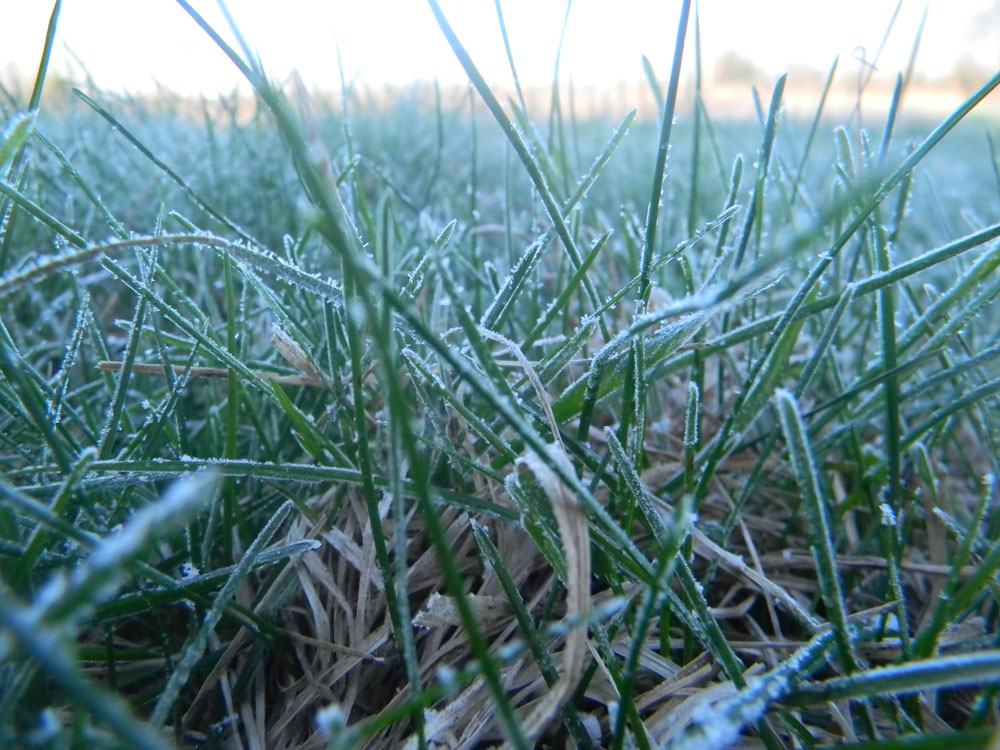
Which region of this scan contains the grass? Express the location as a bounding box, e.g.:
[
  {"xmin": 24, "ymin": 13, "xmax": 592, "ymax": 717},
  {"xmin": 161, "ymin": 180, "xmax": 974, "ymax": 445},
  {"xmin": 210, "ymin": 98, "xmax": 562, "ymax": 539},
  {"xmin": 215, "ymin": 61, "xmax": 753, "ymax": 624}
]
[{"xmin": 2, "ymin": 1, "xmax": 1000, "ymax": 748}]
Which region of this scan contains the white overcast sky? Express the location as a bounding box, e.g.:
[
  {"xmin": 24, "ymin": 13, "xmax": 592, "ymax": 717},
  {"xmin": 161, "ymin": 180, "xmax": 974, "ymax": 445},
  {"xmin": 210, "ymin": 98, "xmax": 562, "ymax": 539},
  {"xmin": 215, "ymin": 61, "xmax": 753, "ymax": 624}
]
[{"xmin": 1, "ymin": 1, "xmax": 998, "ymax": 97}]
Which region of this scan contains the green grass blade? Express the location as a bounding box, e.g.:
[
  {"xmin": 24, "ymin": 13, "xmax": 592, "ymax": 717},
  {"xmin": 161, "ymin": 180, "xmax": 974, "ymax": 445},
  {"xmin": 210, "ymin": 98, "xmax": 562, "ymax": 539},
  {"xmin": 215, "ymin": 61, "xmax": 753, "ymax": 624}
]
[
  {"xmin": 637, "ymin": 0, "xmax": 691, "ymax": 304},
  {"xmin": 0, "ymin": 177, "xmax": 87, "ymax": 248},
  {"xmin": 32, "ymin": 127, "xmax": 128, "ymax": 238},
  {"xmin": 17, "ymin": 446, "xmax": 97, "ymax": 587},
  {"xmin": 790, "ymin": 56, "xmax": 838, "ymax": 206},
  {"xmin": 774, "ymin": 389, "xmax": 859, "ymax": 673},
  {"xmin": 878, "ymin": 73, "xmax": 904, "ymax": 164},
  {"xmin": 903, "ymin": 375, "xmax": 1000, "ymax": 448},
  {"xmin": 0, "ymin": 111, "xmax": 36, "ymax": 173},
  {"xmin": 484, "ymin": 107, "xmax": 637, "ymax": 335},
  {"xmin": 402, "ymin": 349, "xmax": 518, "ymax": 462},
  {"xmin": 0, "ymin": 0, "xmax": 58, "ymax": 254},
  {"xmin": 425, "ymin": 0, "xmax": 606, "ymax": 334},
  {"xmin": 97, "ymin": 292, "xmax": 147, "ymax": 459},
  {"xmin": 0, "ymin": 331, "xmax": 75, "ymax": 472},
  {"xmin": 73, "ymin": 89, "xmax": 258, "ymax": 244},
  {"xmin": 913, "ymin": 476, "xmax": 995, "ymax": 656},
  {"xmin": 494, "ymin": 0, "xmax": 527, "ymax": 113},
  {"xmin": 150, "ymin": 499, "xmax": 297, "ymax": 726},
  {"xmin": 759, "ymin": 65, "xmax": 1000, "ymax": 360},
  {"xmin": 788, "ymin": 650, "xmax": 1000, "ymax": 704},
  {"xmin": 524, "ymin": 230, "xmax": 610, "ymax": 346},
  {"xmin": 686, "ymin": 6, "xmax": 703, "ymax": 237},
  {"xmin": 26, "ymin": 1, "xmax": 61, "ymax": 110},
  {"xmin": 470, "ymin": 518, "xmax": 560, "ymax": 684},
  {"xmin": 641, "ymin": 55, "xmax": 664, "ymax": 113},
  {"xmin": 818, "ymin": 728, "xmax": 994, "ymax": 750},
  {"xmin": 646, "ymin": 222, "xmax": 1000, "ymax": 392},
  {"xmin": 732, "ymin": 74, "xmax": 786, "ymax": 270},
  {"xmin": 872, "ymin": 215, "xmax": 911, "ymax": 656},
  {"xmin": 798, "ymin": 282, "xmax": 856, "ymax": 396}
]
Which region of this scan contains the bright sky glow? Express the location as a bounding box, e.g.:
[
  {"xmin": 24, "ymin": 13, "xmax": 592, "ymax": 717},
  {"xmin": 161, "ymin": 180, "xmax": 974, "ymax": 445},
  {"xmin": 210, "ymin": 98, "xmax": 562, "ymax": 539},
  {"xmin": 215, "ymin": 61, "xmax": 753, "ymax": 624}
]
[{"xmin": 2, "ymin": 1, "xmax": 998, "ymax": 99}]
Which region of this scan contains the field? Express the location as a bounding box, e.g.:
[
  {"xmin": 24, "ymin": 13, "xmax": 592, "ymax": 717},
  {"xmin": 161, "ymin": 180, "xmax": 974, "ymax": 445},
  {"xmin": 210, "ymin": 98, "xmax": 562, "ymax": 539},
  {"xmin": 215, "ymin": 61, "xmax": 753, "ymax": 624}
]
[{"xmin": 3, "ymin": 2, "xmax": 1000, "ymax": 749}]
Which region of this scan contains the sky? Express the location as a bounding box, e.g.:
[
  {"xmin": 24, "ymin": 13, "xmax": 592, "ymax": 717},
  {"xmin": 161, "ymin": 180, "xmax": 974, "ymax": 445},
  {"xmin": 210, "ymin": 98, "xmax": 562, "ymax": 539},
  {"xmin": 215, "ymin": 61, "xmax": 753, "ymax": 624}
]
[{"xmin": 1, "ymin": 1, "xmax": 998, "ymax": 99}]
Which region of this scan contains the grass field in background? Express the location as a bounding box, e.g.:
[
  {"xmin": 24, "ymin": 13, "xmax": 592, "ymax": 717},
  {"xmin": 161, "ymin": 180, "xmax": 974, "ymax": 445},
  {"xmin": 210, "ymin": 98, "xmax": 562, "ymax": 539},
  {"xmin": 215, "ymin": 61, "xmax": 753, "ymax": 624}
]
[{"xmin": 2, "ymin": 1, "xmax": 1000, "ymax": 748}]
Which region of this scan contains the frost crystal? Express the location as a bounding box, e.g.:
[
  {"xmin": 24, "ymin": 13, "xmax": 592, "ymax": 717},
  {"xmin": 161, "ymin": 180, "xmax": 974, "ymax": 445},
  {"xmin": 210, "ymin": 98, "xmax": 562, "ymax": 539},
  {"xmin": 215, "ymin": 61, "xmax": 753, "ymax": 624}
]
[{"xmin": 879, "ymin": 502, "xmax": 898, "ymax": 527}]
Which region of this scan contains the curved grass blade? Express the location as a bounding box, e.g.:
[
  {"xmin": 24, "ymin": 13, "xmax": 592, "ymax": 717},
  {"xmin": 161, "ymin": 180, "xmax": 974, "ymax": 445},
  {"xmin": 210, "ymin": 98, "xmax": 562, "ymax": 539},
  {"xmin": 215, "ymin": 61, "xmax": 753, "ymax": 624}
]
[{"xmin": 641, "ymin": 54, "xmax": 664, "ymax": 113}]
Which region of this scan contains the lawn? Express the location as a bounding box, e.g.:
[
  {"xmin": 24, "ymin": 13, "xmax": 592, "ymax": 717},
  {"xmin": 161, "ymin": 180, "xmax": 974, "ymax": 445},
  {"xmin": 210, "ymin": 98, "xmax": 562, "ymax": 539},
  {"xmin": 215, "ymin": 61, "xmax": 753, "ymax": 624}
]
[{"xmin": 2, "ymin": 1, "xmax": 1000, "ymax": 748}]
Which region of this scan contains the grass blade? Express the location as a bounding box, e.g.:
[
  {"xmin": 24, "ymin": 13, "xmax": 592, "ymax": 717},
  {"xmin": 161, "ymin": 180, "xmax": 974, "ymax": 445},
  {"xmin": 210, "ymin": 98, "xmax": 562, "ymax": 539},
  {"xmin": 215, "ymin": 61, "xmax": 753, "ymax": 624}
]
[
  {"xmin": 150, "ymin": 499, "xmax": 299, "ymax": 726},
  {"xmin": 774, "ymin": 389, "xmax": 860, "ymax": 673},
  {"xmin": 788, "ymin": 650, "xmax": 1000, "ymax": 704}
]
